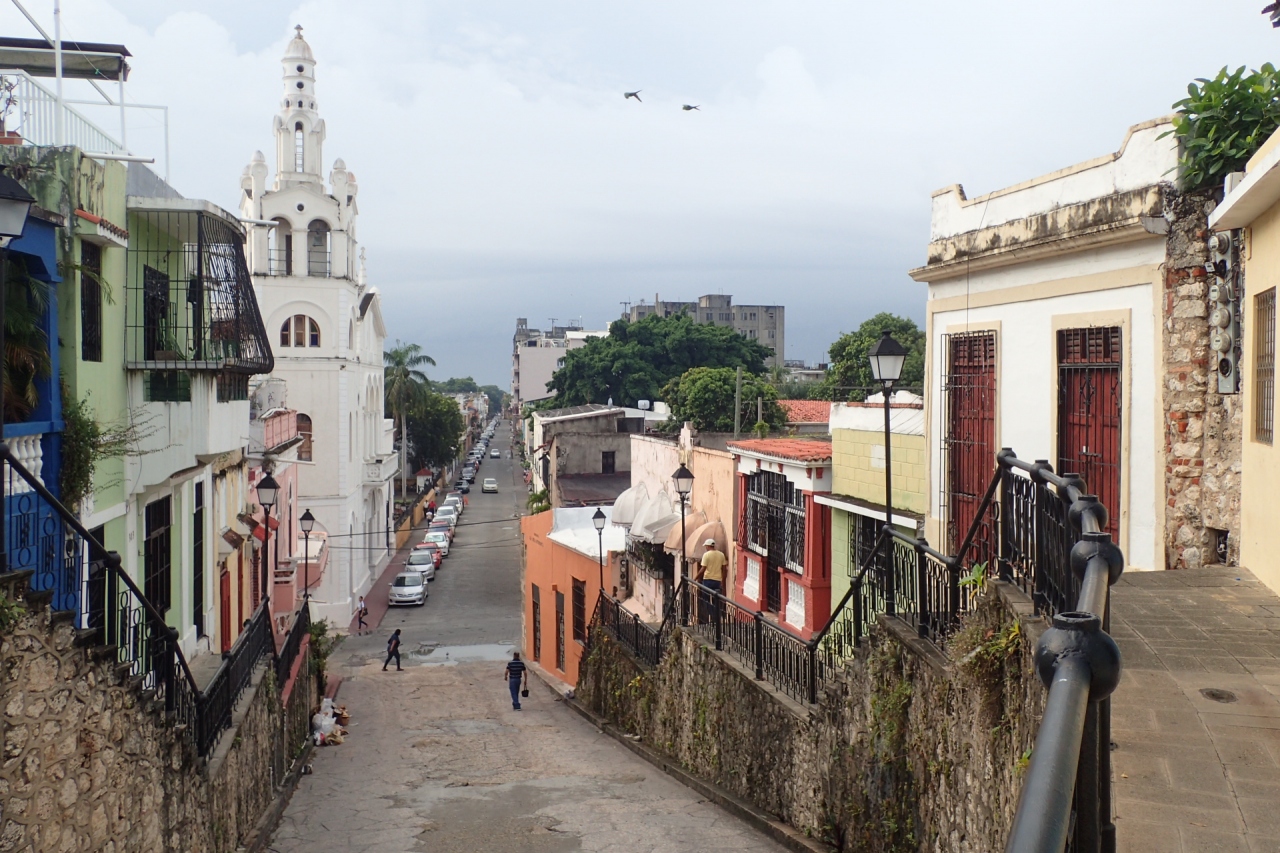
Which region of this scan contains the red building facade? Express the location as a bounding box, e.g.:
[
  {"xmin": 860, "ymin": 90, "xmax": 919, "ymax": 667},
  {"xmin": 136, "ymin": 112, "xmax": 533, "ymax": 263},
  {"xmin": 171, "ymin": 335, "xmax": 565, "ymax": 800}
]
[{"xmin": 727, "ymin": 440, "xmax": 833, "ymax": 639}]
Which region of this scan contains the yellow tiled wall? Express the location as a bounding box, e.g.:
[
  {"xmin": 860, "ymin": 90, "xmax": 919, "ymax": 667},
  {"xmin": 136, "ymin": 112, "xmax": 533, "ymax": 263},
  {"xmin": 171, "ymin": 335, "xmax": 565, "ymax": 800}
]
[{"xmin": 831, "ymin": 429, "xmax": 927, "ymax": 516}]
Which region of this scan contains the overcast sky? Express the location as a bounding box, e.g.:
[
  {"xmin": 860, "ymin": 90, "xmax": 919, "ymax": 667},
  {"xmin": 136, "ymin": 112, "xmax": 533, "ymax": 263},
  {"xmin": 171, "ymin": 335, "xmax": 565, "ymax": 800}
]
[{"xmin": 4, "ymin": 1, "xmax": 1279, "ymax": 387}]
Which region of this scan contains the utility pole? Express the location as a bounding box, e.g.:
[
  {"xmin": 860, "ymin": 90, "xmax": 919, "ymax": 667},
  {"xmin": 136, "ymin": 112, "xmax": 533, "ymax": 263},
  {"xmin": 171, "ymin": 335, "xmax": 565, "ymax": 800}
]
[{"xmin": 734, "ymin": 367, "xmax": 742, "ymax": 439}]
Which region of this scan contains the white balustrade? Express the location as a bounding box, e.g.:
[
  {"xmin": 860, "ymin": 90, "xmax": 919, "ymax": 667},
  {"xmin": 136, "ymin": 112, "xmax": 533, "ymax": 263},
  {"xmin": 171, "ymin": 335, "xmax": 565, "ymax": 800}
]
[{"xmin": 3, "ymin": 433, "xmax": 44, "ymax": 494}]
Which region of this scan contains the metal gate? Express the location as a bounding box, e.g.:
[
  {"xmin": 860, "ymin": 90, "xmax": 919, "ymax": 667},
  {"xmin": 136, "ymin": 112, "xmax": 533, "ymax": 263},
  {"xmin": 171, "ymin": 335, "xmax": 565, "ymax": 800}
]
[
  {"xmin": 1057, "ymin": 327, "xmax": 1122, "ymax": 542},
  {"xmin": 942, "ymin": 332, "xmax": 997, "ymax": 555},
  {"xmin": 745, "ymin": 471, "xmax": 801, "ymax": 615}
]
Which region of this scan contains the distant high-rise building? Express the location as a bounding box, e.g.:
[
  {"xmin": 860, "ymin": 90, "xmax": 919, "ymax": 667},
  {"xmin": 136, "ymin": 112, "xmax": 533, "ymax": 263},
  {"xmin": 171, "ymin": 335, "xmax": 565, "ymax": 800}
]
[
  {"xmin": 623, "ymin": 294, "xmax": 784, "ymax": 366},
  {"xmin": 511, "ymin": 319, "xmax": 608, "ymax": 410}
]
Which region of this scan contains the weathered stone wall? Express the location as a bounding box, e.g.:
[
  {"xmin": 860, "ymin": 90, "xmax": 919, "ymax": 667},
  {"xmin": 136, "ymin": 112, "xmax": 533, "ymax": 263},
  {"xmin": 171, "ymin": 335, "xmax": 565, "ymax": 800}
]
[
  {"xmin": 0, "ymin": 574, "xmax": 315, "ymax": 852},
  {"xmin": 1162, "ymin": 187, "xmax": 1243, "ymax": 569},
  {"xmin": 578, "ymin": 584, "xmax": 1046, "ymax": 852}
]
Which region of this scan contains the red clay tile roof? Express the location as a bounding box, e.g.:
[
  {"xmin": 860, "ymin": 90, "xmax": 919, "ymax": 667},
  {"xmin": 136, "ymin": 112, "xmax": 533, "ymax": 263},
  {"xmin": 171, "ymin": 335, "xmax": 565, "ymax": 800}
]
[
  {"xmin": 727, "ymin": 439, "xmax": 833, "ymax": 462},
  {"xmin": 779, "ymin": 399, "xmax": 830, "ymax": 423}
]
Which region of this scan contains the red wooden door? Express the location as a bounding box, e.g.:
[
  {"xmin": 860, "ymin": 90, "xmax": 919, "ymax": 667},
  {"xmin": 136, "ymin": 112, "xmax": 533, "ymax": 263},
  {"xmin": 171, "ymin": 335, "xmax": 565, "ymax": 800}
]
[
  {"xmin": 1057, "ymin": 328, "xmax": 1122, "ymax": 541},
  {"xmin": 219, "ymin": 567, "xmax": 232, "ymax": 653},
  {"xmin": 944, "ymin": 332, "xmax": 997, "ymax": 555}
]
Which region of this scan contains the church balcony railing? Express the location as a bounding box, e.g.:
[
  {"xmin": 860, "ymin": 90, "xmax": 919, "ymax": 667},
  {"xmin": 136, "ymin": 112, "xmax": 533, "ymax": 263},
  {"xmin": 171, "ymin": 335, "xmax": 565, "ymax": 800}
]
[
  {"xmin": 306, "ymin": 247, "xmax": 330, "ymax": 278},
  {"xmin": 125, "ymin": 203, "xmax": 274, "ymax": 377},
  {"xmin": 266, "ymin": 247, "xmax": 293, "ymax": 277}
]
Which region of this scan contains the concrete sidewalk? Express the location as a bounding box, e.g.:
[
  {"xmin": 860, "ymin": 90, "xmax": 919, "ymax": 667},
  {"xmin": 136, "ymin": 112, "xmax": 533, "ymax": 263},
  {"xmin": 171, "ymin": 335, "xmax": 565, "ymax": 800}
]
[{"xmin": 1111, "ymin": 565, "xmax": 1280, "ymax": 852}]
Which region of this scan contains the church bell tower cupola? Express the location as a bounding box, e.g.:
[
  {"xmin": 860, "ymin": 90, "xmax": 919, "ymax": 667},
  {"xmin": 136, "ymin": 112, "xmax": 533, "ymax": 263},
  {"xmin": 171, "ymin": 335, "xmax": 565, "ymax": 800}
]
[{"xmin": 273, "ymin": 25, "xmax": 326, "ymax": 190}]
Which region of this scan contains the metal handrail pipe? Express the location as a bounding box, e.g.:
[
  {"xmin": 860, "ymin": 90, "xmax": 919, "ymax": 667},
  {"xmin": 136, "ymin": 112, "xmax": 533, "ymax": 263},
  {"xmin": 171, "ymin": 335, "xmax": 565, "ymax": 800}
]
[
  {"xmin": 886, "ymin": 526, "xmax": 952, "ymax": 565},
  {"xmin": 1004, "ymin": 655, "xmax": 1092, "ymax": 853},
  {"xmin": 1077, "ymin": 558, "xmax": 1112, "ymax": 621}
]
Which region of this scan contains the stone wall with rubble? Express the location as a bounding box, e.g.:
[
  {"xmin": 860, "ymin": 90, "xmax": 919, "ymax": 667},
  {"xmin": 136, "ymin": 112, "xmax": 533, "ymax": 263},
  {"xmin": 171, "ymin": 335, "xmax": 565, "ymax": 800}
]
[
  {"xmin": 578, "ymin": 584, "xmax": 1047, "ymax": 852},
  {"xmin": 1162, "ymin": 187, "xmax": 1243, "ymax": 569},
  {"xmin": 0, "ymin": 573, "xmax": 312, "ymax": 853}
]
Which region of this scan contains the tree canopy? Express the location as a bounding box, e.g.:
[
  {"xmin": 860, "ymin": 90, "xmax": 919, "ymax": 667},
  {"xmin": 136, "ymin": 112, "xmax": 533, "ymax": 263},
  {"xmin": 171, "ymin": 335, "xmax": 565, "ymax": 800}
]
[
  {"xmin": 431, "ymin": 376, "xmax": 479, "ymax": 394},
  {"xmin": 661, "ymin": 367, "xmax": 787, "ymax": 434},
  {"xmin": 405, "ymin": 390, "xmax": 466, "ymax": 470},
  {"xmin": 547, "ymin": 314, "xmax": 774, "ymax": 407},
  {"xmin": 820, "ymin": 313, "xmax": 924, "ymax": 402}
]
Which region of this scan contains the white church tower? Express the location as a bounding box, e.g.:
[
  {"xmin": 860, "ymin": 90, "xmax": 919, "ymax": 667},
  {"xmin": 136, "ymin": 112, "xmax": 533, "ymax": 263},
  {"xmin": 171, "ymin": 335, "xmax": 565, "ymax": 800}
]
[{"xmin": 240, "ymin": 26, "xmax": 398, "ymax": 626}]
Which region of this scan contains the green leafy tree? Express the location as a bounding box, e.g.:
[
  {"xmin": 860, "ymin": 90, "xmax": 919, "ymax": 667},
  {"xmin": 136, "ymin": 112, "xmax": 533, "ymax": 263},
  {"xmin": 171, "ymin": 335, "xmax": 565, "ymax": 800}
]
[
  {"xmin": 821, "ymin": 313, "xmax": 925, "ymax": 402},
  {"xmin": 384, "ymin": 341, "xmax": 436, "ymax": 495},
  {"xmin": 405, "ymin": 390, "xmax": 466, "ymax": 472},
  {"xmin": 432, "ymin": 376, "xmax": 480, "ymax": 394},
  {"xmin": 547, "ymin": 314, "xmax": 773, "ymax": 407},
  {"xmin": 478, "ymin": 384, "xmax": 506, "ymax": 416},
  {"xmin": 1164, "ymin": 64, "xmax": 1280, "ymax": 191},
  {"xmin": 660, "ymin": 367, "xmax": 787, "ymax": 433}
]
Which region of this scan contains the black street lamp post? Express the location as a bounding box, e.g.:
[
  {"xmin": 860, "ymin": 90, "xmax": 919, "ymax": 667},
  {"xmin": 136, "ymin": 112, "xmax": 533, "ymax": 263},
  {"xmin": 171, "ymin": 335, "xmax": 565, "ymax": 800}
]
[
  {"xmin": 256, "ymin": 473, "xmax": 280, "ymax": 610},
  {"xmin": 672, "ymin": 464, "xmax": 694, "ymax": 619},
  {"xmin": 592, "ymin": 507, "xmax": 606, "ymax": 597},
  {"xmin": 300, "ymin": 508, "xmax": 315, "ymax": 605},
  {"xmin": 867, "ymin": 330, "xmax": 907, "ymax": 615},
  {"xmin": 0, "ymin": 168, "xmax": 34, "ymax": 573}
]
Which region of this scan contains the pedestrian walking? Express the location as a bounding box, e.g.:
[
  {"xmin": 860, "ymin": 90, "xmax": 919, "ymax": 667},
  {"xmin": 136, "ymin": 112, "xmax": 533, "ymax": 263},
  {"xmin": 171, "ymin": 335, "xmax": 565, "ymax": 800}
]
[
  {"xmin": 504, "ymin": 652, "xmax": 528, "ymax": 710},
  {"xmin": 357, "ymin": 596, "xmax": 369, "ymax": 634},
  {"xmin": 383, "ymin": 628, "xmax": 403, "ymax": 671}
]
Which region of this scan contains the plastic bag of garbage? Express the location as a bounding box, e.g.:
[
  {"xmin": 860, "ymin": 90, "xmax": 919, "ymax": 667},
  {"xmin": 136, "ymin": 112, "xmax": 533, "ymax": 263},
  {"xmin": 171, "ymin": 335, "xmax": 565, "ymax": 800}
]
[{"xmin": 312, "ymin": 712, "xmax": 336, "ymax": 736}]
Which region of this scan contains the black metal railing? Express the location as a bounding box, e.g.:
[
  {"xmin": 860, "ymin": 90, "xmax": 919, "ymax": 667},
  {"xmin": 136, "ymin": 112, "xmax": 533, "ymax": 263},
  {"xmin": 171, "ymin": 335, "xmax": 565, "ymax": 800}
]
[
  {"xmin": 1, "ymin": 441, "xmax": 200, "ymax": 743},
  {"xmin": 999, "ymin": 450, "xmax": 1122, "ymax": 853},
  {"xmin": 275, "ymin": 601, "xmax": 311, "ymax": 687},
  {"xmin": 196, "ymin": 601, "xmax": 274, "ymax": 757},
  {"xmin": 125, "ymin": 206, "xmax": 274, "ymax": 375},
  {"xmin": 592, "ymin": 593, "xmax": 664, "ymax": 667}
]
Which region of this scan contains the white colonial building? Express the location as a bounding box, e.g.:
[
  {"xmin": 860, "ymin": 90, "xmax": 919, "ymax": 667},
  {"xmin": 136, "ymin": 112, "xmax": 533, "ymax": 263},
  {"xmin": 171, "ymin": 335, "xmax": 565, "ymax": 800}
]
[{"xmin": 238, "ymin": 27, "xmax": 397, "ymax": 625}]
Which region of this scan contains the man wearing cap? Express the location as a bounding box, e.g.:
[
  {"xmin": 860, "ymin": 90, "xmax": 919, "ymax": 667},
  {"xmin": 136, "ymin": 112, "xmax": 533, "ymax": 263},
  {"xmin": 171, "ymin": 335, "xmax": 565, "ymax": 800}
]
[
  {"xmin": 697, "ymin": 539, "xmax": 726, "ymax": 597},
  {"xmin": 696, "ymin": 538, "xmax": 726, "ymax": 623}
]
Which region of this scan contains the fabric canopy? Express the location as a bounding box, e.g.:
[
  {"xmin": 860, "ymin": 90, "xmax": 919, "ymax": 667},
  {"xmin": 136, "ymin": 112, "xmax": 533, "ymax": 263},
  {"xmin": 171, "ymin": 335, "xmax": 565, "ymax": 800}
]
[
  {"xmin": 611, "ymin": 482, "xmax": 649, "ymax": 526},
  {"xmin": 663, "ymin": 510, "xmax": 705, "ymax": 552},
  {"xmin": 685, "ymin": 519, "xmax": 728, "ymax": 561}
]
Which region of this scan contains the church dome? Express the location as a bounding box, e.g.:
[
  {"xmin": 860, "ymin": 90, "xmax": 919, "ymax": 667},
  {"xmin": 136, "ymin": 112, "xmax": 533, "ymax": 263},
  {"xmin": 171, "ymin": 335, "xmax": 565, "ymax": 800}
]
[{"xmin": 284, "ymin": 25, "xmax": 314, "ymax": 62}]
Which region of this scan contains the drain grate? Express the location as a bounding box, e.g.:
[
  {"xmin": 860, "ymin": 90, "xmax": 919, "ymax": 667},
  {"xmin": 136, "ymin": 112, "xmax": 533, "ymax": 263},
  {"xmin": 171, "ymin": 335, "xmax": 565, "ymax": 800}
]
[{"xmin": 1199, "ymin": 687, "xmax": 1238, "ymax": 704}]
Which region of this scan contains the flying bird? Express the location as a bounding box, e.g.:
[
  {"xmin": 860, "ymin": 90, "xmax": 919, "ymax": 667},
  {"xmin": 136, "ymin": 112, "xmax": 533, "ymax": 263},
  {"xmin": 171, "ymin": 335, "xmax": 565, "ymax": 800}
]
[
  {"xmin": 624, "ymin": 90, "xmax": 642, "ymax": 102},
  {"xmin": 682, "ymin": 104, "xmax": 700, "ymax": 111}
]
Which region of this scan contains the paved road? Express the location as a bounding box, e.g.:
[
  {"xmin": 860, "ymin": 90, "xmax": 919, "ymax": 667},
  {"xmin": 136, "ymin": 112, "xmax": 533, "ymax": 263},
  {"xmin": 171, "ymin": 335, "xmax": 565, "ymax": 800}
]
[{"xmin": 269, "ymin": 423, "xmax": 787, "ymax": 853}]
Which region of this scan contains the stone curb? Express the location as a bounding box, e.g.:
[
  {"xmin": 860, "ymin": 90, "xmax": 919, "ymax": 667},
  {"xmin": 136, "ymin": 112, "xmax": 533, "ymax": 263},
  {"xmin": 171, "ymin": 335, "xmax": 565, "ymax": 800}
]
[
  {"xmin": 242, "ymin": 676, "xmax": 343, "ymax": 852},
  {"xmin": 528, "ymin": 664, "xmax": 834, "ymax": 853},
  {"xmin": 241, "ymin": 740, "xmax": 315, "ymax": 853}
]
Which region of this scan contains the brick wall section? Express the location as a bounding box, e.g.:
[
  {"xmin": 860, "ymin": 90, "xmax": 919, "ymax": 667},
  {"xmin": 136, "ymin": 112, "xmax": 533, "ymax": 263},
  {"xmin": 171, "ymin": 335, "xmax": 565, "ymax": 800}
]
[
  {"xmin": 1162, "ymin": 187, "xmax": 1243, "ymax": 569},
  {"xmin": 579, "ymin": 583, "xmax": 1046, "ymax": 852},
  {"xmin": 0, "ymin": 573, "xmax": 315, "ymax": 852}
]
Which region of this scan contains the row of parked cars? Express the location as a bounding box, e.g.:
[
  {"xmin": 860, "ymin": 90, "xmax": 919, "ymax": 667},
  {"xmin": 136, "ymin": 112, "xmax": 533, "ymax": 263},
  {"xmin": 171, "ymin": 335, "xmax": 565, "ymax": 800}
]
[
  {"xmin": 388, "ymin": 490, "xmax": 468, "ymax": 606},
  {"xmin": 458, "ymin": 422, "xmax": 502, "ymax": 494}
]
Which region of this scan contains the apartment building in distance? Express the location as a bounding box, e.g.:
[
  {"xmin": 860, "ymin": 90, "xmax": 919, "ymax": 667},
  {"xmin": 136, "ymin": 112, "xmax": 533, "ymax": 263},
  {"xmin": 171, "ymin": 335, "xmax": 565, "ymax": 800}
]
[
  {"xmin": 624, "ymin": 294, "xmax": 785, "ymax": 366},
  {"xmin": 511, "ymin": 319, "xmax": 607, "ymax": 409}
]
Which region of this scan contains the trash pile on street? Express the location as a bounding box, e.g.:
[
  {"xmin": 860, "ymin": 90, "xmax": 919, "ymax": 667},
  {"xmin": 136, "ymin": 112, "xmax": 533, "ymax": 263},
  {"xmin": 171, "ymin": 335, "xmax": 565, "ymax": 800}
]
[{"xmin": 312, "ymin": 698, "xmax": 352, "ymax": 746}]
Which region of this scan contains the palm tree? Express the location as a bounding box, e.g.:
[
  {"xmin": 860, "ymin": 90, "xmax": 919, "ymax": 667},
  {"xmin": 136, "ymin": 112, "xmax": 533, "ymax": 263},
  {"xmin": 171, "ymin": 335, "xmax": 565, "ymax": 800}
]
[{"xmin": 384, "ymin": 341, "xmax": 435, "ymax": 496}]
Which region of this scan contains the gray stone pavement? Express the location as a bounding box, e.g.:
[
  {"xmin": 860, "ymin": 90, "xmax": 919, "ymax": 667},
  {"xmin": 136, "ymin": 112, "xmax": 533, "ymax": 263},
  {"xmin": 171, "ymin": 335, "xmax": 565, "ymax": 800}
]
[
  {"xmin": 1111, "ymin": 565, "xmax": 1280, "ymax": 853},
  {"xmin": 268, "ymin": 422, "xmax": 787, "ymax": 853}
]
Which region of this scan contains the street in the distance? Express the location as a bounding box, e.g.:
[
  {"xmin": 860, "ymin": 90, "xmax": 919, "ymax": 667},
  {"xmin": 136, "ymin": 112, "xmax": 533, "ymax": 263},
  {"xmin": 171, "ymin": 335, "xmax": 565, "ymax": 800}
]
[{"xmin": 268, "ymin": 425, "xmax": 787, "ymax": 853}]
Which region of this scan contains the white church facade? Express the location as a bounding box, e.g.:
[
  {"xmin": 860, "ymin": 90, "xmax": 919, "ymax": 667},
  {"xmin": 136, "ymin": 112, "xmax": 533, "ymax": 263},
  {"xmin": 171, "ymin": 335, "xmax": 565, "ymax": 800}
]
[{"xmin": 239, "ymin": 27, "xmax": 397, "ymax": 626}]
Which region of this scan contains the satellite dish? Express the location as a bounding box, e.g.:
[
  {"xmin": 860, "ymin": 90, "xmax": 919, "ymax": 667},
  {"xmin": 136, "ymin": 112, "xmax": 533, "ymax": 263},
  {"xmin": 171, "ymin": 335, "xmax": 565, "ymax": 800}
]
[{"xmin": 638, "ymin": 400, "xmax": 651, "ymax": 410}]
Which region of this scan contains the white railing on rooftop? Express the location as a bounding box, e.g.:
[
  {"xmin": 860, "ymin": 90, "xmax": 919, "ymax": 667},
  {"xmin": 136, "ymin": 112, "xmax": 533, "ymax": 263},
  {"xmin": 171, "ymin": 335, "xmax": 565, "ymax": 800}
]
[{"xmin": 2, "ymin": 70, "xmax": 125, "ymax": 155}]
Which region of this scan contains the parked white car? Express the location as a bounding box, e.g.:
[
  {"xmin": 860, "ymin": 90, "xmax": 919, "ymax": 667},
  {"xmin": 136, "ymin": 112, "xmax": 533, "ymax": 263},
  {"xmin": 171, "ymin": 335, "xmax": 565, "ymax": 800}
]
[
  {"xmin": 388, "ymin": 571, "xmax": 427, "ymax": 606},
  {"xmin": 406, "ymin": 550, "xmax": 437, "ymax": 582},
  {"xmin": 423, "ymin": 530, "xmax": 450, "ymax": 555}
]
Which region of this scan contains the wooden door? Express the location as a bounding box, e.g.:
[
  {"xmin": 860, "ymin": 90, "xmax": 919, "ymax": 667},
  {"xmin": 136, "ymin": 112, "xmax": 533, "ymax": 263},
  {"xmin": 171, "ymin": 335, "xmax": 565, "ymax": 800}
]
[
  {"xmin": 1057, "ymin": 328, "xmax": 1122, "ymax": 541},
  {"xmin": 219, "ymin": 567, "xmax": 232, "ymax": 653},
  {"xmin": 944, "ymin": 332, "xmax": 997, "ymax": 555}
]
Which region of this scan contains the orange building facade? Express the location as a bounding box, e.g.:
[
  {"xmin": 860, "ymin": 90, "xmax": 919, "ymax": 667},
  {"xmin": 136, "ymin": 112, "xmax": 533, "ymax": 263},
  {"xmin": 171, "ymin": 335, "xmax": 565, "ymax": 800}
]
[{"xmin": 522, "ymin": 506, "xmax": 625, "ymax": 687}]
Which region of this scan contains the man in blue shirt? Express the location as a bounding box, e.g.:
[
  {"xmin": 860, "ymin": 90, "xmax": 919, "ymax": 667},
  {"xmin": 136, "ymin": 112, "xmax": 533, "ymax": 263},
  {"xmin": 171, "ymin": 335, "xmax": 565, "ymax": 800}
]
[{"xmin": 504, "ymin": 652, "xmax": 528, "ymax": 710}]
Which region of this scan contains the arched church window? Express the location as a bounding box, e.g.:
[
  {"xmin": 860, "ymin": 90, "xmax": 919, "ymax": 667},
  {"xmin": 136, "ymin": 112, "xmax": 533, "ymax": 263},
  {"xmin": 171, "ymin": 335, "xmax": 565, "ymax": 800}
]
[
  {"xmin": 294, "ymin": 122, "xmax": 304, "ymax": 172},
  {"xmin": 297, "ymin": 413, "xmax": 313, "ymax": 462},
  {"xmin": 307, "ymin": 220, "xmax": 331, "ymax": 277},
  {"xmin": 348, "ymin": 320, "xmax": 354, "ymax": 351},
  {"xmin": 279, "ymin": 315, "xmax": 321, "ymax": 348},
  {"xmin": 269, "ymin": 217, "xmax": 292, "ymax": 275}
]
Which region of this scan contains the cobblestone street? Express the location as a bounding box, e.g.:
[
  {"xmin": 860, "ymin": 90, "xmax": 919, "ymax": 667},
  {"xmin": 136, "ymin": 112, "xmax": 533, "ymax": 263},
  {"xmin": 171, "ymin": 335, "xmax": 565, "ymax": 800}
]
[{"xmin": 268, "ymin": 428, "xmax": 786, "ymax": 852}]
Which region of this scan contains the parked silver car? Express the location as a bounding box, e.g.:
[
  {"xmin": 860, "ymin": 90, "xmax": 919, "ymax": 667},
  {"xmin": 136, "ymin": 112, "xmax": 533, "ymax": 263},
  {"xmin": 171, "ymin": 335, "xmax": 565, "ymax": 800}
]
[
  {"xmin": 406, "ymin": 550, "xmax": 437, "ymax": 582},
  {"xmin": 388, "ymin": 571, "xmax": 427, "ymax": 606}
]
